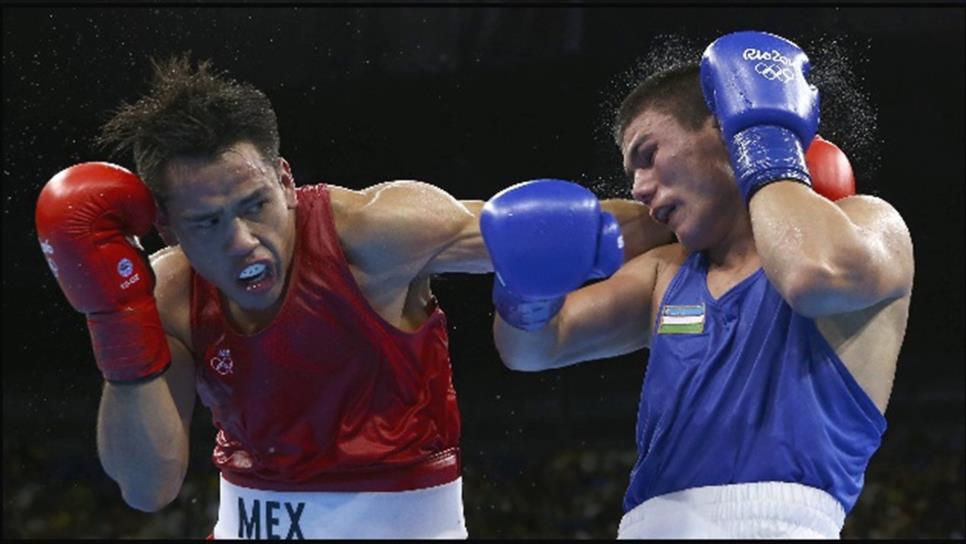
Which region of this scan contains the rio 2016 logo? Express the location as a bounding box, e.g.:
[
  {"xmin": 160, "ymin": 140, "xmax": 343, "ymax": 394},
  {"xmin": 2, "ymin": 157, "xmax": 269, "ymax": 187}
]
[
  {"xmin": 742, "ymin": 48, "xmax": 793, "ymax": 66},
  {"xmin": 742, "ymin": 48, "xmax": 797, "ymax": 83}
]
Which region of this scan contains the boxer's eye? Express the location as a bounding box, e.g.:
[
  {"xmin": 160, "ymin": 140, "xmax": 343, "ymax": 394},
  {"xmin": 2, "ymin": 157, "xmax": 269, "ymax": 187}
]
[
  {"xmin": 637, "ymin": 144, "xmax": 656, "ymax": 168},
  {"xmin": 191, "ymin": 216, "xmax": 219, "ymax": 230},
  {"xmin": 245, "ymin": 199, "xmax": 268, "ymax": 216}
]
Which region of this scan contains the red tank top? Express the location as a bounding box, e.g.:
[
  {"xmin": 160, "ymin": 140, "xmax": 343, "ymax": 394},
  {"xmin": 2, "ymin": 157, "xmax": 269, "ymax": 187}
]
[{"xmin": 189, "ymin": 184, "xmax": 460, "ymax": 492}]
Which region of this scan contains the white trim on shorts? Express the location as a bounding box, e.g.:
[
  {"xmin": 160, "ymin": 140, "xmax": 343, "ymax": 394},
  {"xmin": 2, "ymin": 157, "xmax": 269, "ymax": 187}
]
[
  {"xmin": 617, "ymin": 481, "xmax": 846, "ymax": 539},
  {"xmin": 212, "ymin": 474, "xmax": 467, "ymax": 539}
]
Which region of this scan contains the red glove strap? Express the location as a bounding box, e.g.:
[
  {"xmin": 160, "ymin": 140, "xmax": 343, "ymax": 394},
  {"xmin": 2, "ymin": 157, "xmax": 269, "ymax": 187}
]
[{"xmin": 86, "ymin": 297, "xmax": 172, "ymax": 383}]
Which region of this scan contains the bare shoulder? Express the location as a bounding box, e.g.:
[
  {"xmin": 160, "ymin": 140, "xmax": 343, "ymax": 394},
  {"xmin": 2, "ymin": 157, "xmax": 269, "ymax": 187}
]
[
  {"xmin": 620, "ymin": 243, "xmax": 689, "ymax": 330},
  {"xmin": 649, "ymin": 241, "xmax": 690, "ymax": 266},
  {"xmin": 327, "ymin": 181, "xmax": 434, "ymax": 237},
  {"xmin": 335, "ymin": 180, "xmax": 467, "ymax": 226},
  {"xmin": 328, "ymin": 180, "xmax": 459, "ymax": 215},
  {"xmin": 611, "ymin": 242, "xmax": 687, "ymax": 293},
  {"xmin": 328, "ymin": 180, "xmax": 476, "ymax": 268},
  {"xmin": 326, "ymin": 183, "xmax": 378, "ymax": 215},
  {"xmin": 149, "ymin": 246, "xmax": 192, "ymax": 347},
  {"xmin": 624, "ymin": 242, "xmax": 688, "ymax": 277}
]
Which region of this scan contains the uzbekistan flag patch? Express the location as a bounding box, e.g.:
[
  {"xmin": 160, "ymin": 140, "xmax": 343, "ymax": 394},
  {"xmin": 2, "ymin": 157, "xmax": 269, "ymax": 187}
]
[{"xmin": 657, "ymin": 304, "xmax": 705, "ymax": 334}]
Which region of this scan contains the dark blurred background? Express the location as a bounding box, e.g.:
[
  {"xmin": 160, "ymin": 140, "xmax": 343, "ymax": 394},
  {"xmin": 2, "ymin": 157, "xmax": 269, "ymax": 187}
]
[{"xmin": 3, "ymin": 4, "xmax": 963, "ymax": 539}]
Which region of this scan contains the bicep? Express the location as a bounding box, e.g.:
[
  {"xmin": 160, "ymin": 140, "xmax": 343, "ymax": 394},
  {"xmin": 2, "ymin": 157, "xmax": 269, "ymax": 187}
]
[
  {"xmin": 163, "ymin": 335, "xmax": 197, "ymax": 432},
  {"xmin": 149, "ymin": 249, "xmax": 196, "ymax": 430},
  {"xmin": 552, "ymin": 254, "xmax": 659, "ymax": 366},
  {"xmin": 354, "ymin": 181, "xmax": 490, "ymax": 275}
]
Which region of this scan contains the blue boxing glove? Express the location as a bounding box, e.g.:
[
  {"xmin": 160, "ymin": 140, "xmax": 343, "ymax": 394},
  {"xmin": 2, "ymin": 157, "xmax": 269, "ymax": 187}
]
[
  {"xmin": 481, "ymin": 179, "xmax": 624, "ymax": 331},
  {"xmin": 700, "ymin": 31, "xmax": 820, "ymax": 203}
]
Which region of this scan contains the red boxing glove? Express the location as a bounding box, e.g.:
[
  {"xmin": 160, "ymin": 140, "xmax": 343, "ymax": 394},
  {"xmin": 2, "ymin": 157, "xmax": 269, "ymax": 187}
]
[
  {"xmin": 35, "ymin": 162, "xmax": 171, "ymax": 382},
  {"xmin": 806, "ymin": 135, "xmax": 856, "ymax": 201}
]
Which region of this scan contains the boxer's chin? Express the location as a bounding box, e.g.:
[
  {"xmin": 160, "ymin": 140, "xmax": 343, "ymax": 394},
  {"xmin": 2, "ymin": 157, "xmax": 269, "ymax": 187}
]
[{"xmin": 675, "ymin": 227, "xmax": 707, "ymax": 254}]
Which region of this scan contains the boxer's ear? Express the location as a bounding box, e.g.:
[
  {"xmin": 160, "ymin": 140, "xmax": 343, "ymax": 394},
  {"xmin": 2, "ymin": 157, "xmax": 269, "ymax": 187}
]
[{"xmin": 278, "ymin": 157, "xmax": 297, "ymax": 209}]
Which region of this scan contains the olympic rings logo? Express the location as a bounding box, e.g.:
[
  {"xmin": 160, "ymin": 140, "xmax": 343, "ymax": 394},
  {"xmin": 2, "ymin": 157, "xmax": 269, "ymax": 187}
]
[
  {"xmin": 754, "ymin": 62, "xmax": 795, "ymax": 83},
  {"xmin": 210, "ymin": 348, "xmax": 235, "ymax": 376}
]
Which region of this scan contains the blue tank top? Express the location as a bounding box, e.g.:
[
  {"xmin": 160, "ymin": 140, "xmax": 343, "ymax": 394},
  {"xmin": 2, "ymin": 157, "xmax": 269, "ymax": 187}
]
[{"xmin": 624, "ymin": 251, "xmax": 886, "ymax": 514}]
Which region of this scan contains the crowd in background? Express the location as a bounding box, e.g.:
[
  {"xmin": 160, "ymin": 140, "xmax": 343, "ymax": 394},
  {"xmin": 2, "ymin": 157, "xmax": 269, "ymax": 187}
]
[{"xmin": 4, "ymin": 395, "xmax": 962, "ymax": 539}]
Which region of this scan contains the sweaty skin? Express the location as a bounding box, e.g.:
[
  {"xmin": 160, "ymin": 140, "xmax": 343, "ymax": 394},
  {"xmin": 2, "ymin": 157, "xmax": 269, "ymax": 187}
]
[
  {"xmin": 98, "ymin": 140, "xmax": 672, "ymax": 511},
  {"xmin": 494, "ymin": 108, "xmax": 912, "ymax": 415}
]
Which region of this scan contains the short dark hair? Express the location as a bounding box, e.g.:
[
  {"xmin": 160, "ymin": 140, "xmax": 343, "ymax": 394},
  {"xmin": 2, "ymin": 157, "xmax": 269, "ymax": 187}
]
[
  {"xmin": 97, "ymin": 54, "xmax": 281, "ymax": 204},
  {"xmin": 612, "ymin": 63, "xmax": 711, "ymax": 147}
]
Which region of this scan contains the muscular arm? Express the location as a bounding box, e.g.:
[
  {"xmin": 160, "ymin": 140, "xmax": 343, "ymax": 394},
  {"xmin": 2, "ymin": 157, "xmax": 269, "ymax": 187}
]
[
  {"xmin": 750, "ymin": 183, "xmax": 914, "ymax": 317},
  {"xmin": 494, "ymin": 247, "xmax": 666, "ymax": 371},
  {"xmin": 335, "ymin": 181, "xmax": 491, "ymax": 277},
  {"xmin": 338, "ymin": 181, "xmax": 674, "ymax": 281},
  {"xmin": 97, "ymin": 337, "xmax": 195, "ymax": 511},
  {"xmin": 96, "ymin": 248, "xmax": 197, "ymax": 512}
]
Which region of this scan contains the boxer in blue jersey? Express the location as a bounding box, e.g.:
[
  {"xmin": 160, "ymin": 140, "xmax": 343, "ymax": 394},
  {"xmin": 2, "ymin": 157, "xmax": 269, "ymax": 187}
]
[{"xmin": 481, "ymin": 31, "xmax": 913, "ymax": 538}]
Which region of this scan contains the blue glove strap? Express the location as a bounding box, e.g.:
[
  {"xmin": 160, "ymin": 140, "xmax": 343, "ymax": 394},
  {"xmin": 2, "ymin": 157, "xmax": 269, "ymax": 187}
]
[
  {"xmin": 730, "ymin": 125, "xmax": 812, "ymax": 204},
  {"xmin": 493, "ymin": 277, "xmax": 565, "ymax": 332}
]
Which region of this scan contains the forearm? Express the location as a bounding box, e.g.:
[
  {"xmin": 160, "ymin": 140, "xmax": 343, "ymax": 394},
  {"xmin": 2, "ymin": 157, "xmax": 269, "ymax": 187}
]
[
  {"xmin": 493, "ymin": 314, "xmax": 563, "ymax": 372},
  {"xmin": 485, "ymin": 182, "xmax": 644, "ymax": 369},
  {"xmin": 749, "ymin": 182, "xmax": 879, "ymax": 314},
  {"xmin": 600, "ymin": 199, "xmax": 675, "ymax": 261},
  {"xmin": 96, "ymin": 376, "xmax": 190, "ymax": 512}
]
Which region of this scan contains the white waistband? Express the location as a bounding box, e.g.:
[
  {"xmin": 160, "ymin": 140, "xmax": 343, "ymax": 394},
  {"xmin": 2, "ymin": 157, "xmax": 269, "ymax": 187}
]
[
  {"xmin": 213, "ymin": 474, "xmax": 467, "ymax": 539},
  {"xmin": 618, "ymin": 481, "xmax": 846, "ymax": 539}
]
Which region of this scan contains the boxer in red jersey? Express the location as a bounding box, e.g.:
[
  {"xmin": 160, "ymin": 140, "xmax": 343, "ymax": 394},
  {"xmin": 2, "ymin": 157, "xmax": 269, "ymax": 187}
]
[{"xmin": 34, "ymin": 56, "xmax": 674, "ymax": 538}]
